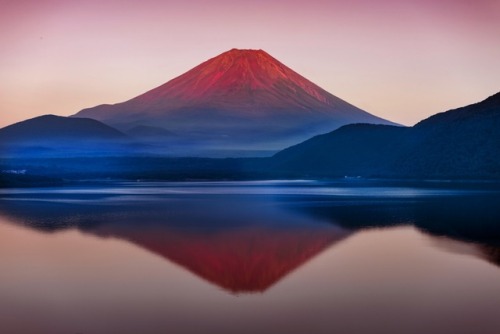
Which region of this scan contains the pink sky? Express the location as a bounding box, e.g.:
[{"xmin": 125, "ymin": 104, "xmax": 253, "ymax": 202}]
[{"xmin": 1, "ymin": 0, "xmax": 499, "ymax": 128}]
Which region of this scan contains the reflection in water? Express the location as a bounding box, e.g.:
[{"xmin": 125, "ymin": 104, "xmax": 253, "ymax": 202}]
[
  {"xmin": 429, "ymin": 236, "xmax": 500, "ymax": 269},
  {"xmin": 292, "ymin": 195, "xmax": 500, "ymax": 267},
  {"xmin": 0, "ymin": 192, "xmax": 351, "ymax": 293},
  {"xmin": 1, "ymin": 182, "xmax": 500, "ymax": 294},
  {"xmin": 117, "ymin": 227, "xmax": 347, "ymax": 293},
  {"xmin": 1, "ymin": 183, "xmax": 500, "ymax": 334},
  {"xmin": 482, "ymin": 246, "xmax": 500, "ymax": 266}
]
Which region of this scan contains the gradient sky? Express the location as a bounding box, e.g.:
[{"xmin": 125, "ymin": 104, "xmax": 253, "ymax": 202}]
[{"xmin": 1, "ymin": 0, "xmax": 499, "ymax": 128}]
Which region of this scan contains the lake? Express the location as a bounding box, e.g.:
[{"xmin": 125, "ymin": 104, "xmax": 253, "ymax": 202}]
[{"xmin": 1, "ymin": 180, "xmax": 500, "ymax": 334}]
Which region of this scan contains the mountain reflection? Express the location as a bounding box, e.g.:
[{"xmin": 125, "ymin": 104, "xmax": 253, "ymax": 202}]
[
  {"xmin": 0, "ymin": 194, "xmax": 351, "ymax": 293},
  {"xmin": 292, "ymin": 195, "xmax": 500, "ymax": 244},
  {"xmin": 1, "ymin": 187, "xmax": 499, "ymax": 293},
  {"xmin": 291, "ymin": 195, "xmax": 500, "ymax": 267},
  {"xmin": 100, "ymin": 226, "xmax": 347, "ymax": 293}
]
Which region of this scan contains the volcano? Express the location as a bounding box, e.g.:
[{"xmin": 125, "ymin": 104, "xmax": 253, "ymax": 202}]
[{"xmin": 74, "ymin": 48, "xmax": 394, "ymax": 155}]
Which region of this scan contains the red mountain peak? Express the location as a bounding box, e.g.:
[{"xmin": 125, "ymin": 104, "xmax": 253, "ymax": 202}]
[
  {"xmin": 73, "ymin": 48, "xmax": 393, "ymax": 152},
  {"xmin": 131, "ymin": 48, "xmax": 335, "ymax": 110}
]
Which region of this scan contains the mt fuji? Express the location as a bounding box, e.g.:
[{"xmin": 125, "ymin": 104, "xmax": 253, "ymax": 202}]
[{"xmin": 74, "ymin": 49, "xmax": 395, "ymax": 155}]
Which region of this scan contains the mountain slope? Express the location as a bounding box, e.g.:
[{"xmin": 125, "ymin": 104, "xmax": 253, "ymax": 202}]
[
  {"xmin": 272, "ymin": 124, "xmax": 409, "ymax": 176},
  {"xmin": 125, "ymin": 125, "xmax": 176, "ymax": 139},
  {"xmin": 272, "ymin": 92, "xmax": 500, "ymax": 179},
  {"xmin": 74, "ymin": 49, "xmax": 394, "ymax": 154}
]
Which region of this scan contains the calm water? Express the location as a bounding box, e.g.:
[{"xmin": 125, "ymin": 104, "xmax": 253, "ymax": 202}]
[{"xmin": 1, "ymin": 181, "xmax": 500, "ymax": 334}]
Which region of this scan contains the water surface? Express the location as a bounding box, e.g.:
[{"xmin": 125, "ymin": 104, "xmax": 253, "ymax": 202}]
[{"xmin": 1, "ymin": 181, "xmax": 500, "ymax": 334}]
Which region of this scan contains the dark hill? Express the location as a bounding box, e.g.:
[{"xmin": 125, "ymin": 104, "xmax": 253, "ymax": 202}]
[
  {"xmin": 0, "ymin": 115, "xmax": 127, "ymax": 143},
  {"xmin": 0, "ymin": 115, "xmax": 131, "ymax": 157},
  {"xmin": 273, "ymin": 124, "xmax": 409, "ymax": 176},
  {"xmin": 272, "ymin": 92, "xmax": 500, "ymax": 179},
  {"xmin": 416, "ymin": 92, "xmax": 500, "ymax": 128}
]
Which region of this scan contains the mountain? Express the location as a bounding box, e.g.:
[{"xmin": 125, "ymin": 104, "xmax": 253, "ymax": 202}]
[
  {"xmin": 0, "ymin": 115, "xmax": 126, "ymax": 142},
  {"xmin": 271, "ymin": 124, "xmax": 410, "ymax": 176},
  {"xmin": 73, "ymin": 48, "xmax": 394, "ymax": 155},
  {"xmin": 0, "ymin": 115, "xmax": 131, "ymax": 157},
  {"xmin": 124, "ymin": 125, "xmax": 176, "ymax": 139},
  {"xmin": 271, "ymin": 92, "xmax": 500, "ymax": 179}
]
